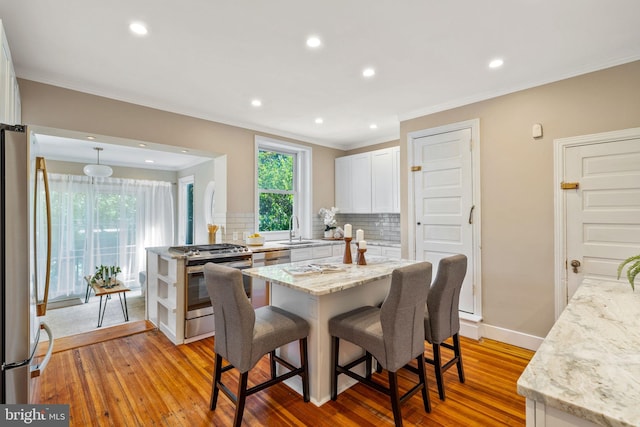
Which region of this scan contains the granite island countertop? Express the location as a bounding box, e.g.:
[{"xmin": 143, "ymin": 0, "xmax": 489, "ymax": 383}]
[
  {"xmin": 517, "ymin": 279, "xmax": 640, "ymax": 427},
  {"xmin": 242, "ymin": 255, "xmax": 419, "ymax": 296}
]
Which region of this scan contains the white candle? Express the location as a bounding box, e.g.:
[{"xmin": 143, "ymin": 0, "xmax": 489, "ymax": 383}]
[
  {"xmin": 359, "ymin": 240, "xmax": 367, "ymax": 250},
  {"xmin": 344, "ymin": 224, "xmax": 352, "ymax": 238},
  {"xmin": 356, "ymin": 229, "xmax": 364, "ymax": 242}
]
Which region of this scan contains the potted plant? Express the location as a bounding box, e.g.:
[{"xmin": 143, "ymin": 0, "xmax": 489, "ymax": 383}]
[
  {"xmin": 91, "ymin": 264, "xmax": 122, "ymax": 287},
  {"xmin": 617, "ymin": 254, "xmax": 640, "ymax": 291}
]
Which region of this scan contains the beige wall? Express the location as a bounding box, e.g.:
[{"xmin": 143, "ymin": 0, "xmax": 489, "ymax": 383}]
[
  {"xmin": 401, "ymin": 60, "xmax": 640, "ymax": 337},
  {"xmin": 19, "ymin": 79, "xmax": 344, "ymax": 216}
]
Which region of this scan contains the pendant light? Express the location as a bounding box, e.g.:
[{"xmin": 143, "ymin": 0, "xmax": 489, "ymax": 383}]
[{"xmin": 83, "ymin": 147, "xmax": 113, "ymax": 178}]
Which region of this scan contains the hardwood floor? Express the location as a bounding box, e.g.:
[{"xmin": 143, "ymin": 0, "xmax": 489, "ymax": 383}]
[{"xmin": 32, "ymin": 330, "xmax": 533, "ymax": 426}]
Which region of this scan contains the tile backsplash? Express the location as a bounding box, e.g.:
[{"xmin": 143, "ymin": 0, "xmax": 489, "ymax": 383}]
[
  {"xmin": 337, "ymin": 213, "xmax": 400, "ymax": 242},
  {"xmin": 225, "ymin": 212, "xmax": 400, "ymax": 242}
]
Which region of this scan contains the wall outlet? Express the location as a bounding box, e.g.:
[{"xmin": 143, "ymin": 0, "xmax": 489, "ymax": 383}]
[{"xmin": 232, "ymin": 232, "xmax": 238, "ymax": 240}]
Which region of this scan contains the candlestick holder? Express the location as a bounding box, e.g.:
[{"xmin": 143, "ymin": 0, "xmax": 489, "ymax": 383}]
[
  {"xmin": 343, "ymin": 237, "xmax": 353, "ymax": 264},
  {"xmin": 357, "ymin": 248, "xmax": 367, "ymax": 265}
]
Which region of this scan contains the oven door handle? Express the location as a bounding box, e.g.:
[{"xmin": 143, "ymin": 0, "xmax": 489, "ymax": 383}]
[
  {"xmin": 186, "ymin": 265, "xmax": 205, "ymax": 274},
  {"xmin": 225, "ymin": 260, "xmax": 252, "ymax": 269},
  {"xmin": 186, "ymin": 260, "xmax": 252, "ymax": 273}
]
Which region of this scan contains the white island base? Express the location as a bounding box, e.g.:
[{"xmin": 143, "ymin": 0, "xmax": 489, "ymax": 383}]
[{"xmin": 271, "ymin": 278, "xmax": 391, "ymax": 406}]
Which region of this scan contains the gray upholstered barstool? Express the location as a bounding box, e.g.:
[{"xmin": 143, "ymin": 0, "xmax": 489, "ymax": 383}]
[
  {"xmin": 204, "ymin": 263, "xmax": 310, "ymax": 427},
  {"xmin": 424, "ymin": 254, "xmax": 467, "ymax": 400},
  {"xmin": 329, "ymin": 262, "xmax": 432, "ymax": 427}
]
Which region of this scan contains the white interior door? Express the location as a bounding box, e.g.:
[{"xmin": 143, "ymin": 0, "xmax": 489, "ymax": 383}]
[
  {"xmin": 413, "ymin": 128, "xmax": 475, "ymax": 313},
  {"xmin": 564, "ymin": 137, "xmax": 640, "ymax": 300}
]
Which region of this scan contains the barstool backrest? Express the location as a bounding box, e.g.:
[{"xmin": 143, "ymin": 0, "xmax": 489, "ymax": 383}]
[
  {"xmin": 426, "ymin": 255, "xmax": 468, "ymax": 343},
  {"xmin": 204, "ymin": 263, "xmax": 256, "ymax": 371},
  {"xmin": 380, "ymin": 261, "xmax": 432, "ymax": 371}
]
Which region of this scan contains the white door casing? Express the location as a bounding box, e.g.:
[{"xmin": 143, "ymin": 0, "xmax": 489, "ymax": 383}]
[
  {"xmin": 408, "ymin": 119, "xmax": 481, "ymax": 317},
  {"xmin": 554, "ymin": 127, "xmax": 640, "ymax": 316}
]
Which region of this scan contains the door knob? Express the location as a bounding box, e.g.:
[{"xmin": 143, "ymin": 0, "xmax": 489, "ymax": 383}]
[{"xmin": 570, "ymin": 260, "xmax": 581, "ymax": 273}]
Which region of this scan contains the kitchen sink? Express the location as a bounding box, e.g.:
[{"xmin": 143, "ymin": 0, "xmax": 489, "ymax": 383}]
[{"xmin": 276, "ymin": 240, "xmax": 314, "ymax": 246}]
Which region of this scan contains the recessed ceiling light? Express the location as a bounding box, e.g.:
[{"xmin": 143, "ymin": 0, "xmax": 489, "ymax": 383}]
[
  {"xmin": 181, "ymin": 150, "xmax": 188, "ymax": 153},
  {"xmin": 251, "ymin": 99, "xmax": 262, "ymax": 107},
  {"xmin": 370, "ymin": 124, "xmax": 378, "ymax": 130},
  {"xmin": 315, "ymin": 118, "xmax": 323, "ymax": 124},
  {"xmin": 129, "ymin": 22, "xmax": 148, "ymax": 36},
  {"xmin": 489, "ymin": 58, "xmax": 504, "ymax": 69},
  {"xmin": 306, "ymin": 36, "xmax": 322, "ymax": 48},
  {"xmin": 138, "ymin": 143, "xmax": 147, "ymax": 147},
  {"xmin": 362, "ymin": 68, "xmax": 376, "ymax": 78},
  {"xmin": 145, "ymin": 159, "xmax": 155, "ymax": 164},
  {"xmin": 86, "ymin": 136, "xmax": 96, "ymax": 140}
]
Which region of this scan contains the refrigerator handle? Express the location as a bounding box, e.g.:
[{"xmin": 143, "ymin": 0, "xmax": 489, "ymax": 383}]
[
  {"xmin": 34, "ymin": 157, "xmax": 52, "ymax": 317},
  {"xmin": 30, "ymin": 322, "xmax": 54, "ymax": 378}
]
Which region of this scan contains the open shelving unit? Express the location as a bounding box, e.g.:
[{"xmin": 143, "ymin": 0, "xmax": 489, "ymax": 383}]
[{"xmin": 146, "ymin": 251, "xmax": 185, "ymax": 345}]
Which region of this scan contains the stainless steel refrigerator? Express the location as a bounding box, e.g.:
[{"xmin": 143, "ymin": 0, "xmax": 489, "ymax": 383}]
[{"xmin": 0, "ymin": 124, "xmax": 53, "ymax": 404}]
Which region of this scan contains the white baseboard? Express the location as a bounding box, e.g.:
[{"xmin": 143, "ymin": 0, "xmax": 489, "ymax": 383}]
[
  {"xmin": 459, "ymin": 317, "xmax": 482, "ymax": 340},
  {"xmin": 457, "ymin": 313, "xmax": 544, "ymax": 351},
  {"xmin": 480, "ymin": 323, "xmax": 543, "ymax": 351}
]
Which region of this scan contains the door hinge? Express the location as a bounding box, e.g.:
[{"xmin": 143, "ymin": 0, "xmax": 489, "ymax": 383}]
[
  {"xmin": 560, "ymin": 181, "xmax": 579, "ymax": 190},
  {"xmin": 411, "ymin": 166, "xmax": 422, "ymax": 172}
]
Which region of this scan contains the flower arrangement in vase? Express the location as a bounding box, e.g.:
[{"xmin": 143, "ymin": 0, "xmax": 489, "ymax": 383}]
[{"xmin": 319, "ymin": 207, "xmax": 338, "ymax": 238}]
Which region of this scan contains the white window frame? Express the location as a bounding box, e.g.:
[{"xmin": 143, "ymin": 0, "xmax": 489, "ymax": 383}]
[
  {"xmin": 178, "ymin": 175, "xmax": 194, "ymax": 245},
  {"xmin": 255, "ymin": 136, "xmax": 312, "ymax": 241}
]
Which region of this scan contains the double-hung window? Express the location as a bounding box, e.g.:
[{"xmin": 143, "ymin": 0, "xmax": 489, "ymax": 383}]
[{"xmin": 255, "ymin": 136, "xmax": 312, "ymax": 240}]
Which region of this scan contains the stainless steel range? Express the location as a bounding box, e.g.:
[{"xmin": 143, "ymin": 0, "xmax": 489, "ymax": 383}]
[{"xmin": 168, "ymin": 243, "xmax": 252, "ymax": 340}]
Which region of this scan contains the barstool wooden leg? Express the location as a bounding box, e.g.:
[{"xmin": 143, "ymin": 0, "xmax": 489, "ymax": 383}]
[
  {"xmin": 416, "ymin": 354, "xmax": 431, "ymax": 413},
  {"xmin": 299, "ymin": 337, "xmax": 310, "ymax": 402},
  {"xmin": 388, "ymin": 371, "xmax": 403, "ymax": 427},
  {"xmin": 365, "ymin": 351, "xmax": 373, "ymax": 380},
  {"xmin": 210, "ymin": 353, "xmax": 223, "ymax": 410},
  {"xmin": 453, "ymin": 333, "xmax": 465, "ymax": 383},
  {"xmin": 331, "ymin": 336, "xmax": 340, "ymax": 400},
  {"xmin": 433, "ymin": 343, "xmax": 445, "ymax": 400},
  {"xmin": 269, "ymin": 350, "xmax": 277, "ymax": 379},
  {"xmin": 233, "ymin": 372, "xmax": 249, "ymax": 427}
]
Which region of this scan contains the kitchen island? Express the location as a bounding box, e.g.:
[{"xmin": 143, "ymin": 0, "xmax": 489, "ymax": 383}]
[
  {"xmin": 243, "ymin": 255, "xmax": 420, "ymax": 406},
  {"xmin": 517, "ymin": 279, "xmax": 640, "ymax": 427}
]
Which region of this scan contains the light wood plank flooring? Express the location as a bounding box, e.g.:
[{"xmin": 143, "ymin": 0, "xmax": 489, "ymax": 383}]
[{"xmin": 32, "ymin": 328, "xmax": 533, "ymax": 426}]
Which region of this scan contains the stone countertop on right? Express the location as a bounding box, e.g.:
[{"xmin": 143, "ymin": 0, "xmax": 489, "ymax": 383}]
[{"xmin": 517, "ymin": 278, "xmax": 640, "ymax": 427}]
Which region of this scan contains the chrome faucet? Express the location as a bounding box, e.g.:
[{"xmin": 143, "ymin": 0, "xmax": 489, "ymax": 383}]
[{"xmin": 289, "ymin": 214, "xmax": 300, "ymax": 242}]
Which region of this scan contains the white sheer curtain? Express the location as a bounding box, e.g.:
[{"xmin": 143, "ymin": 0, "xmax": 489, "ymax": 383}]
[{"xmin": 46, "ymin": 174, "xmax": 174, "ymax": 300}]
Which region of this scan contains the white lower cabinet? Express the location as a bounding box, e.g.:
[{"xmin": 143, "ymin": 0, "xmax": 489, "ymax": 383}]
[
  {"xmin": 291, "ymin": 245, "xmax": 333, "ymax": 262},
  {"xmin": 331, "ymin": 243, "xmax": 400, "ymax": 259}
]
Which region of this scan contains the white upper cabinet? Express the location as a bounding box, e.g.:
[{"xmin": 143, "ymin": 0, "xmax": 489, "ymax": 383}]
[
  {"xmin": 371, "ymin": 147, "xmax": 400, "ymax": 213},
  {"xmin": 1, "ymin": 20, "xmax": 21, "ymax": 125},
  {"xmin": 335, "ymin": 156, "xmax": 353, "ymax": 212},
  {"xmin": 335, "ymin": 152, "xmax": 372, "ymax": 213},
  {"xmin": 351, "ymin": 153, "xmax": 372, "ymax": 213},
  {"xmin": 335, "ymin": 147, "xmax": 399, "ymax": 214}
]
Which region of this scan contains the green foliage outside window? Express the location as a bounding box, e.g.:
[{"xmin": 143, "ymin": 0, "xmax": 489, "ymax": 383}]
[{"xmin": 258, "ymin": 150, "xmax": 295, "ymax": 232}]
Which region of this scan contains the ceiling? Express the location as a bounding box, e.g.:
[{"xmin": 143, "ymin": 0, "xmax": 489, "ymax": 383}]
[
  {"xmin": 32, "ymin": 130, "xmax": 214, "ymax": 171},
  {"xmin": 1, "ymin": 0, "xmax": 640, "ymax": 158}
]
